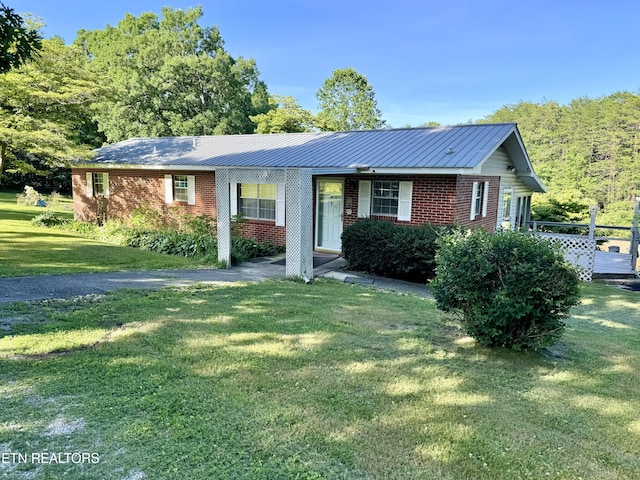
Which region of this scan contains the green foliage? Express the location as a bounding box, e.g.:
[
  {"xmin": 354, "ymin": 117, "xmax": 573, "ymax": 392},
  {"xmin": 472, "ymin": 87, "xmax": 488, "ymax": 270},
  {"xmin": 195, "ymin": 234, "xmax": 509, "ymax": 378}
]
[
  {"xmin": 316, "ymin": 67, "xmax": 385, "ymax": 131},
  {"xmin": 341, "ymin": 218, "xmax": 453, "ymax": 282},
  {"xmin": 481, "ymin": 93, "xmax": 640, "ymax": 216},
  {"xmin": 0, "ymin": 2, "xmax": 42, "ymax": 73},
  {"xmin": 250, "ymin": 95, "xmax": 317, "ymax": 133},
  {"xmin": 531, "ymin": 190, "xmax": 591, "ymax": 224},
  {"xmin": 75, "ymin": 6, "xmax": 269, "ymax": 142},
  {"xmin": 2, "ymin": 151, "xmax": 71, "ymax": 193},
  {"xmin": 0, "ymin": 37, "xmax": 106, "ymax": 184},
  {"xmin": 231, "ymin": 236, "xmax": 283, "ymax": 264},
  {"xmin": 127, "ymin": 230, "xmax": 217, "ymax": 258},
  {"xmin": 30, "ymin": 210, "xmax": 68, "ymax": 227},
  {"xmin": 46, "ymin": 204, "xmax": 279, "ymax": 264},
  {"xmin": 431, "ymin": 229, "xmax": 581, "ymax": 350}
]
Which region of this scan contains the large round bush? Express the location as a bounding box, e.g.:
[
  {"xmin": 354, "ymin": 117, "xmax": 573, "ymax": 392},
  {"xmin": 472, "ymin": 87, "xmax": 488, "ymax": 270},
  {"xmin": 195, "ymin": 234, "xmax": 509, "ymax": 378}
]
[{"xmin": 431, "ymin": 229, "xmax": 581, "ymax": 350}]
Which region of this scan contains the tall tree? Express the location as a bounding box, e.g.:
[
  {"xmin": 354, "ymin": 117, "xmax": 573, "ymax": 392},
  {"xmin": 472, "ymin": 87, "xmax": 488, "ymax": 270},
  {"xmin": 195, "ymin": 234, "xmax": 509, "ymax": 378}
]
[
  {"xmin": 75, "ymin": 6, "xmax": 269, "ymax": 142},
  {"xmin": 0, "ymin": 2, "xmax": 42, "ymax": 73},
  {"xmin": 316, "ymin": 67, "xmax": 385, "ymax": 131},
  {"xmin": 250, "ymin": 95, "xmax": 316, "ymax": 133},
  {"xmin": 0, "ymin": 37, "xmax": 106, "ymax": 185}
]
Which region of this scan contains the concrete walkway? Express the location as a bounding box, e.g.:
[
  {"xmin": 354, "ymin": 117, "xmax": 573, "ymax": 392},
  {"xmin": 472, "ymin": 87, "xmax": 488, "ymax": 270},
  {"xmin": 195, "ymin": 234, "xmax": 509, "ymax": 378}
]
[{"xmin": 0, "ymin": 255, "xmax": 433, "ymax": 303}]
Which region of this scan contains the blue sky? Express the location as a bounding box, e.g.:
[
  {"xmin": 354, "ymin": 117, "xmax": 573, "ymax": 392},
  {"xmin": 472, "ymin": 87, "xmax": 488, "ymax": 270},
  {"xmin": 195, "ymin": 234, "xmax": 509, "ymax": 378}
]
[{"xmin": 14, "ymin": 0, "xmax": 640, "ymax": 128}]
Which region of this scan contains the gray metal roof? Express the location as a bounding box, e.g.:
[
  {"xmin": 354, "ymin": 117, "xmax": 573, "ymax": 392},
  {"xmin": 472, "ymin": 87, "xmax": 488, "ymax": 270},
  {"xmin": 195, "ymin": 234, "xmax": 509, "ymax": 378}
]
[
  {"xmin": 90, "ymin": 123, "xmax": 517, "ymax": 168},
  {"xmin": 86, "ymin": 123, "xmax": 545, "ymax": 191}
]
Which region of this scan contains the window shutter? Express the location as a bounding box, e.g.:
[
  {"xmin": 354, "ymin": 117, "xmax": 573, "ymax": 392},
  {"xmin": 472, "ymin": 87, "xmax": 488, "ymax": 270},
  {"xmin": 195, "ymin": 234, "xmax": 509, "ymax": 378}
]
[
  {"xmin": 230, "ymin": 182, "xmax": 238, "ymax": 216},
  {"xmin": 275, "ymin": 183, "xmax": 285, "ymax": 226},
  {"xmin": 187, "ymin": 175, "xmax": 196, "ymax": 205},
  {"xmin": 397, "ymin": 181, "xmax": 413, "ymax": 221},
  {"xmin": 470, "ymin": 182, "xmax": 479, "ymax": 220},
  {"xmin": 103, "ymin": 172, "xmax": 110, "ymax": 198},
  {"xmin": 86, "ymin": 172, "xmax": 93, "ymax": 197},
  {"xmin": 482, "ymin": 181, "xmax": 489, "ymax": 217},
  {"xmin": 164, "ymin": 174, "xmax": 173, "ymax": 204},
  {"xmin": 358, "ymin": 180, "xmax": 371, "ymax": 217}
]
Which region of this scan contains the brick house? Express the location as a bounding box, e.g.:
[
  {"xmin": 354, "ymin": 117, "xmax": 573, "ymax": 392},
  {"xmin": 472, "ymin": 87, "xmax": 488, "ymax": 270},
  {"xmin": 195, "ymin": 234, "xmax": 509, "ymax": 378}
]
[{"xmin": 72, "ymin": 123, "xmax": 546, "ymax": 278}]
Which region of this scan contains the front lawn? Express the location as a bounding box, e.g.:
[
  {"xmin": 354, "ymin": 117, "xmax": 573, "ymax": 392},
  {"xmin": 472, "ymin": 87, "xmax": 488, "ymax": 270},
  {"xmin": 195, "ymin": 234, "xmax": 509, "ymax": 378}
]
[
  {"xmin": 1, "ymin": 280, "xmax": 638, "ymax": 479},
  {"xmin": 0, "ymin": 191, "xmax": 211, "ymax": 277}
]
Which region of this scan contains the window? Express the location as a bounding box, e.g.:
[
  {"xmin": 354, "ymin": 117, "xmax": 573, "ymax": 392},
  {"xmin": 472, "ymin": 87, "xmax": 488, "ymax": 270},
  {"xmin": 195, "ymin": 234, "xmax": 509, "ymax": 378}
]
[
  {"xmin": 93, "ymin": 173, "xmax": 106, "ymax": 196},
  {"xmin": 372, "ymin": 181, "xmax": 400, "ymax": 216},
  {"xmin": 164, "ymin": 174, "xmax": 195, "ymax": 205},
  {"xmin": 515, "ymin": 195, "xmax": 531, "ymax": 228},
  {"xmin": 86, "ymin": 172, "xmax": 109, "ymax": 198},
  {"xmin": 358, "ymin": 180, "xmax": 412, "ymax": 221},
  {"xmin": 174, "ymin": 175, "xmax": 189, "ymax": 202},
  {"xmin": 470, "ymin": 181, "xmax": 489, "ymax": 220},
  {"xmin": 501, "ymin": 189, "xmax": 512, "ymax": 229},
  {"xmin": 239, "ymin": 183, "xmax": 276, "ymax": 220}
]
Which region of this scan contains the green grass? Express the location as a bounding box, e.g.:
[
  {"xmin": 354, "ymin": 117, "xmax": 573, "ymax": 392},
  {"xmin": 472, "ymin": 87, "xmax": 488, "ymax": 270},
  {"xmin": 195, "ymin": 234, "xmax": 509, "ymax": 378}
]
[
  {"xmin": 0, "ymin": 191, "xmax": 212, "ymax": 277},
  {"xmin": 0, "ymin": 279, "xmax": 638, "ymax": 479}
]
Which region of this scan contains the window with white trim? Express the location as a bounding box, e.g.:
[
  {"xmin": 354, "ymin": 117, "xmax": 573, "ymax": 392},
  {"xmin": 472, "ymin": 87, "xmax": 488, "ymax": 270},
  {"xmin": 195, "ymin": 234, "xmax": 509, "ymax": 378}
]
[
  {"xmin": 372, "ymin": 181, "xmax": 400, "ymax": 216},
  {"xmin": 86, "ymin": 172, "xmax": 109, "ymax": 198},
  {"xmin": 174, "ymin": 175, "xmax": 189, "ymax": 202},
  {"xmin": 470, "ymin": 181, "xmax": 489, "ymax": 220},
  {"xmin": 93, "ymin": 173, "xmax": 106, "ymax": 196},
  {"xmin": 164, "ymin": 174, "xmax": 195, "ymax": 205},
  {"xmin": 501, "ymin": 189, "xmax": 513, "ymax": 229},
  {"xmin": 239, "ymin": 183, "xmax": 276, "ymax": 220},
  {"xmin": 358, "ymin": 180, "xmax": 412, "ymax": 221}
]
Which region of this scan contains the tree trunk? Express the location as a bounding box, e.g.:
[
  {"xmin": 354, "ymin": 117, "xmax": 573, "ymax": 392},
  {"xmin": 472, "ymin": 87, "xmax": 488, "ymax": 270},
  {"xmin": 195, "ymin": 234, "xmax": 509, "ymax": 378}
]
[{"xmin": 0, "ymin": 142, "xmax": 6, "ymax": 187}]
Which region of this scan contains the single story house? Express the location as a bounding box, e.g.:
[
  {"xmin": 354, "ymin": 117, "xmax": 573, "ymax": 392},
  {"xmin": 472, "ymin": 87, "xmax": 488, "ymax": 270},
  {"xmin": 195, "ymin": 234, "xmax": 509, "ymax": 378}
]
[{"xmin": 72, "ymin": 123, "xmax": 546, "ymax": 278}]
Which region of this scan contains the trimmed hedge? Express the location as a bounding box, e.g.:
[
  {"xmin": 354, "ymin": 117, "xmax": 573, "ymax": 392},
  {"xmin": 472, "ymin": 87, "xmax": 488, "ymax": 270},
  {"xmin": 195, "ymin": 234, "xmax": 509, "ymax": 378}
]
[
  {"xmin": 341, "ymin": 218, "xmax": 454, "ymax": 282},
  {"xmin": 431, "ymin": 228, "xmax": 581, "ymax": 350}
]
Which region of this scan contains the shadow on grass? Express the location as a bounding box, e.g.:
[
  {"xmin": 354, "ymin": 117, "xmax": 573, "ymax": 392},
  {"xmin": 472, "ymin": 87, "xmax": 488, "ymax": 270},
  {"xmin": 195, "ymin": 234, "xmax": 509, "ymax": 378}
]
[{"xmin": 0, "ymin": 280, "xmax": 638, "ymax": 479}]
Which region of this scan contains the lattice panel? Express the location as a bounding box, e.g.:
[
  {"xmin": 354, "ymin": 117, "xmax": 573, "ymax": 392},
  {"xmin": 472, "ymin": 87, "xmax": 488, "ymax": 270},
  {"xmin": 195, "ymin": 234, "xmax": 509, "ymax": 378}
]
[
  {"xmin": 215, "ymin": 169, "xmax": 231, "ymax": 266},
  {"xmin": 536, "ymin": 233, "xmax": 596, "ymax": 282},
  {"xmin": 285, "ymin": 169, "xmax": 314, "ymax": 279},
  {"xmin": 229, "ymin": 169, "xmax": 286, "ymax": 184},
  {"xmin": 216, "ymin": 168, "xmax": 314, "ymax": 279}
]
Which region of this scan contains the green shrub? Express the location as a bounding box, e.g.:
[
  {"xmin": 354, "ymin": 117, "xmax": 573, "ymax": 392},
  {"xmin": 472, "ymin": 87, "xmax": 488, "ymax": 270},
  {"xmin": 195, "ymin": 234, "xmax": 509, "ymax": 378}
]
[
  {"xmin": 125, "ymin": 230, "xmax": 217, "ymax": 258},
  {"xmin": 30, "ymin": 211, "xmax": 68, "ymax": 227},
  {"xmin": 231, "ymin": 237, "xmax": 283, "ymax": 264},
  {"xmin": 341, "ymin": 218, "xmax": 454, "ymax": 282},
  {"xmin": 431, "ymin": 229, "xmax": 581, "ymax": 350}
]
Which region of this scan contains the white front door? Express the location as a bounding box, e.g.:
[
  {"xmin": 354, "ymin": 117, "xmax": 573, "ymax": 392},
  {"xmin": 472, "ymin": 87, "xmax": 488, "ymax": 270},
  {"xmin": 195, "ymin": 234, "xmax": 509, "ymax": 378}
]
[{"xmin": 316, "ymin": 179, "xmax": 344, "ymax": 251}]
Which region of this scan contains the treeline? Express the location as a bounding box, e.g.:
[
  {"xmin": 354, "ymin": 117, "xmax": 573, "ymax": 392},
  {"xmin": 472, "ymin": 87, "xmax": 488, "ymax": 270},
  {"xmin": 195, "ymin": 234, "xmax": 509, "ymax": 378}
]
[
  {"xmin": 0, "ymin": 6, "xmax": 384, "ymax": 192},
  {"xmin": 481, "ymin": 93, "xmax": 640, "ymax": 224}
]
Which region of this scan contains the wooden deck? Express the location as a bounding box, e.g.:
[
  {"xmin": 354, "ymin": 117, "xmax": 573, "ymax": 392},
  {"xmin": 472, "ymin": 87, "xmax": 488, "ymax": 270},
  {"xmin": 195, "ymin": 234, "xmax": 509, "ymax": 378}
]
[{"xmin": 593, "ymin": 251, "xmax": 638, "ymax": 277}]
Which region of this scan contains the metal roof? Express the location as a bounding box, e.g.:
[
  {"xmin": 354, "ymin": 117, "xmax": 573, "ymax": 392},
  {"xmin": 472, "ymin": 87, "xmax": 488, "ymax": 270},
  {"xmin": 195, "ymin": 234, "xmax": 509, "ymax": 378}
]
[{"xmin": 86, "ymin": 123, "xmax": 545, "ymax": 191}]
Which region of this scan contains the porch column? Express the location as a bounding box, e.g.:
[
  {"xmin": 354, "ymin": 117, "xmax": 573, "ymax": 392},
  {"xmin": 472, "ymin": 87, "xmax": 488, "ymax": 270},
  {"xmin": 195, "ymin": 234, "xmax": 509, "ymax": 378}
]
[
  {"xmin": 285, "ymin": 168, "xmax": 314, "ymax": 279},
  {"xmin": 215, "ymin": 168, "xmax": 232, "ymax": 268}
]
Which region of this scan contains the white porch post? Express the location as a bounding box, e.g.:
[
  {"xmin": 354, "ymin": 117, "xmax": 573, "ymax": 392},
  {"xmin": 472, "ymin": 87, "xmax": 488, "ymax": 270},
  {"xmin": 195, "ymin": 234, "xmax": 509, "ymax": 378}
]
[
  {"xmin": 216, "ymin": 168, "xmax": 232, "ymax": 267},
  {"xmin": 285, "ymin": 168, "xmax": 314, "ymax": 279}
]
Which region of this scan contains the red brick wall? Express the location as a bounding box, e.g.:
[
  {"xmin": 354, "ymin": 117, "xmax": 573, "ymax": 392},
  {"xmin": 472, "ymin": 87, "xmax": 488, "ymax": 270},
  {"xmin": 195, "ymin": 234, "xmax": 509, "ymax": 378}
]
[
  {"xmin": 72, "ymin": 168, "xmax": 288, "ymax": 245},
  {"xmin": 72, "ymin": 169, "xmax": 217, "ymax": 222},
  {"xmin": 342, "ymin": 174, "xmax": 458, "ymax": 228},
  {"xmin": 72, "ymin": 169, "xmax": 501, "ymax": 249},
  {"xmin": 234, "ymin": 221, "xmax": 286, "ymax": 246},
  {"xmin": 454, "ymin": 175, "xmax": 500, "ymax": 231}
]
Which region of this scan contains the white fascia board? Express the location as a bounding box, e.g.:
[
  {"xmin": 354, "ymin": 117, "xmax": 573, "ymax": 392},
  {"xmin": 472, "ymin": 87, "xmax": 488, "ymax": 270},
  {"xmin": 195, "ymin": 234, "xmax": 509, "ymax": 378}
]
[
  {"xmin": 74, "ymin": 163, "xmax": 217, "ymax": 171},
  {"xmin": 311, "ymin": 168, "xmax": 358, "ymax": 175},
  {"xmin": 362, "ymin": 167, "xmax": 481, "ymax": 175}
]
